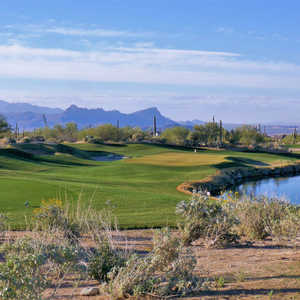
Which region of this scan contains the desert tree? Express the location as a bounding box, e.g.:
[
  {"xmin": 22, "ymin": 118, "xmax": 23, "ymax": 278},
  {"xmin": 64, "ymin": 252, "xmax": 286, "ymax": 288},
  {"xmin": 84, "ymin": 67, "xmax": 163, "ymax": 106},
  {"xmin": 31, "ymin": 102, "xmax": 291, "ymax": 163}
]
[{"xmin": 0, "ymin": 115, "xmax": 11, "ymax": 137}]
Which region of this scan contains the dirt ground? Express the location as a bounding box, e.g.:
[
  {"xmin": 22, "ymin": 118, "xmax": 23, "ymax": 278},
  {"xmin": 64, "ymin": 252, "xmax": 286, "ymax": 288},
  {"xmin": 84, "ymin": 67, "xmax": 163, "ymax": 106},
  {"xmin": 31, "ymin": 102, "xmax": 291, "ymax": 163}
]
[{"xmin": 4, "ymin": 230, "xmax": 300, "ymax": 300}]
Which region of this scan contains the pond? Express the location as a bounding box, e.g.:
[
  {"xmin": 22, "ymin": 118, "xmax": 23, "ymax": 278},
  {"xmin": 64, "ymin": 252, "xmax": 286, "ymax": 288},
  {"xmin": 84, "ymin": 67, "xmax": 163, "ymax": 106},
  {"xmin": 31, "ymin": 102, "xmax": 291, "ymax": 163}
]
[{"xmin": 220, "ymin": 175, "xmax": 300, "ymax": 205}]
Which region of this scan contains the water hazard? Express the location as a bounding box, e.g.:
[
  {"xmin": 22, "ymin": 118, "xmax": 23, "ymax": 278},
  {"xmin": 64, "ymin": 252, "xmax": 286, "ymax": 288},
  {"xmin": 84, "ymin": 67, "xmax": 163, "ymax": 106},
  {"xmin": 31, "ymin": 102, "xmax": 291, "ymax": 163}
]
[{"xmin": 220, "ymin": 175, "xmax": 300, "ymax": 205}]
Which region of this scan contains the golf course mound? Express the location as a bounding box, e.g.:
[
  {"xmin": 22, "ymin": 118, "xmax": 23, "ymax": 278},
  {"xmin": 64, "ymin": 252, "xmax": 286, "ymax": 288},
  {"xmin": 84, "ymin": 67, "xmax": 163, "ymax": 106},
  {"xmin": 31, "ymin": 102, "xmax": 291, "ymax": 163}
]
[{"xmin": 0, "ymin": 142, "xmax": 300, "ymax": 229}]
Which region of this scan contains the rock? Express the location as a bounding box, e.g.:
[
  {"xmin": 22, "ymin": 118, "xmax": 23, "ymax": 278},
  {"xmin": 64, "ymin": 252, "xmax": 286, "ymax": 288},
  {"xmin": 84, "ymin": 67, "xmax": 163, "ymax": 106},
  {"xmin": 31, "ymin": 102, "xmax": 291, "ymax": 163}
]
[{"xmin": 80, "ymin": 287, "xmax": 100, "ymax": 296}]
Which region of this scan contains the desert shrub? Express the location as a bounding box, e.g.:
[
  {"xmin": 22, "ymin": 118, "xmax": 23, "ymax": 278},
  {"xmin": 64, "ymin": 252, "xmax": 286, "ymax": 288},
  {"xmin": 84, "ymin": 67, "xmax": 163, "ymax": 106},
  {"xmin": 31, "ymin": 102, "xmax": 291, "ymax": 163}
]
[
  {"xmin": 0, "ymin": 238, "xmax": 50, "ymax": 300},
  {"xmin": 88, "ymin": 242, "xmax": 126, "ymax": 282},
  {"xmin": 33, "ymin": 198, "xmax": 80, "ymax": 243},
  {"xmin": 271, "ymin": 206, "xmax": 300, "ymax": 240},
  {"xmin": 106, "ymin": 228, "xmax": 205, "ymax": 298},
  {"xmin": 233, "ymin": 195, "xmax": 300, "ymax": 240},
  {"xmin": 0, "ymin": 234, "xmax": 89, "ymax": 300},
  {"xmin": 176, "ymin": 194, "xmax": 239, "ymax": 247},
  {"xmin": 78, "ymin": 201, "xmax": 130, "ymax": 283},
  {"xmin": 0, "ymin": 249, "xmax": 49, "ymax": 299}
]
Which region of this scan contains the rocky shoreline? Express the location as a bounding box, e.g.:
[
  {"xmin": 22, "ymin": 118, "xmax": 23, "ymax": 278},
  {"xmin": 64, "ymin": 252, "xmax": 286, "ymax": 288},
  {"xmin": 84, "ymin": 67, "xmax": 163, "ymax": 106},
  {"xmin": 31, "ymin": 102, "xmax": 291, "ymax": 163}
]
[{"xmin": 178, "ymin": 162, "xmax": 300, "ymax": 196}]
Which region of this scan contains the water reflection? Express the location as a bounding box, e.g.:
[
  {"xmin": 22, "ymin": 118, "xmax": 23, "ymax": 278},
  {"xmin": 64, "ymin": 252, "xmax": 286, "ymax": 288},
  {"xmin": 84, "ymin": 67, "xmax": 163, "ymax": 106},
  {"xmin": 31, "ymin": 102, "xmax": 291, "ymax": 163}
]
[{"xmin": 220, "ymin": 175, "xmax": 300, "ymax": 204}]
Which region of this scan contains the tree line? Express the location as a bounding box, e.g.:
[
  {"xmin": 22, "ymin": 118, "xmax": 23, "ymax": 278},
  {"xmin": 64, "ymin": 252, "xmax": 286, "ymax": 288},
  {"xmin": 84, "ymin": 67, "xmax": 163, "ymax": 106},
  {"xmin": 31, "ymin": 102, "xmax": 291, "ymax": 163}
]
[{"xmin": 0, "ymin": 114, "xmax": 271, "ymax": 147}]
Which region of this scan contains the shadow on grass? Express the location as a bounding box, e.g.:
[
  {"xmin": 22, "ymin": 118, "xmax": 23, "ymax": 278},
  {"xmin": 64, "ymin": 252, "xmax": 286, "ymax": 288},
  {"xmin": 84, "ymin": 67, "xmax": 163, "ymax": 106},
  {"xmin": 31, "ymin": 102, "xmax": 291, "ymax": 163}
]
[
  {"xmin": 229, "ymin": 157, "xmax": 269, "ymax": 166},
  {"xmin": 0, "ymin": 147, "xmax": 89, "ymax": 167},
  {"xmin": 104, "ymin": 143, "xmax": 128, "ymax": 147},
  {"xmin": 15, "ymin": 143, "xmax": 57, "ymax": 155},
  {"xmin": 212, "ymin": 156, "xmax": 270, "ymax": 170},
  {"xmin": 15, "ymin": 143, "xmax": 91, "ymax": 160},
  {"xmin": 143, "ymin": 142, "xmax": 193, "ymax": 152}
]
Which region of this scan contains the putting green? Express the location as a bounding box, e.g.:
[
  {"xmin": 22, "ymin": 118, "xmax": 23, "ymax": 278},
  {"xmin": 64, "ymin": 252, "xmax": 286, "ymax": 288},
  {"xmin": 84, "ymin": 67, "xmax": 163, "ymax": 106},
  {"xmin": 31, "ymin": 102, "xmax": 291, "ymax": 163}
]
[{"xmin": 127, "ymin": 152, "xmax": 227, "ymax": 166}]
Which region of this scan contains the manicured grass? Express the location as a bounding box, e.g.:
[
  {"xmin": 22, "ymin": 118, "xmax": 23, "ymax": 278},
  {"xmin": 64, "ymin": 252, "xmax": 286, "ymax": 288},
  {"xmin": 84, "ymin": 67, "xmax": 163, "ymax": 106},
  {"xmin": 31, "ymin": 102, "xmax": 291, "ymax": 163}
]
[
  {"xmin": 128, "ymin": 152, "xmax": 227, "ymax": 166},
  {"xmin": 0, "ymin": 143, "xmax": 299, "ymax": 229}
]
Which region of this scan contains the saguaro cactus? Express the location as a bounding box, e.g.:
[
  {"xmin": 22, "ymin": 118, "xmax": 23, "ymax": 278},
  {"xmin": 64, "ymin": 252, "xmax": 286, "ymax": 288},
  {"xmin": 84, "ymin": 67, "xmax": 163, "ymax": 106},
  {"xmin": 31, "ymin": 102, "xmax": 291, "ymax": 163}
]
[
  {"xmin": 293, "ymin": 127, "xmax": 297, "ymax": 144},
  {"xmin": 219, "ymin": 120, "xmax": 223, "ymax": 146},
  {"xmin": 153, "ymin": 116, "xmax": 157, "ymax": 136}
]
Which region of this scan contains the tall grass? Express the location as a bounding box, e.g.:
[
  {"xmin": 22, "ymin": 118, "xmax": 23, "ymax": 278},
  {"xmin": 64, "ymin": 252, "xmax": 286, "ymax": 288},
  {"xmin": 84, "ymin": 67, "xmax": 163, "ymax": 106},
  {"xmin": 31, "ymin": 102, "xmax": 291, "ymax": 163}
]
[{"xmin": 0, "ymin": 193, "xmax": 206, "ymax": 299}]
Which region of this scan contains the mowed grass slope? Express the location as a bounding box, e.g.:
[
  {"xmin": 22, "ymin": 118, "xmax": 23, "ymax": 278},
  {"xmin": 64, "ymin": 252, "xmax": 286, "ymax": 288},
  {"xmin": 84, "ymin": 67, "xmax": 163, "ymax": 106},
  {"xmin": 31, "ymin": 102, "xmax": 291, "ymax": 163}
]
[{"xmin": 0, "ymin": 143, "xmax": 299, "ymax": 229}]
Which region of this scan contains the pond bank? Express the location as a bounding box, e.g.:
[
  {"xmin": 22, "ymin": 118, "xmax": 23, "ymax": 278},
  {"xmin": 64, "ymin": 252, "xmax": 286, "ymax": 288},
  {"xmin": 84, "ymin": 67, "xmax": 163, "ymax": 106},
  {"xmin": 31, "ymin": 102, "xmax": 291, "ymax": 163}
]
[{"xmin": 177, "ymin": 162, "xmax": 300, "ymax": 196}]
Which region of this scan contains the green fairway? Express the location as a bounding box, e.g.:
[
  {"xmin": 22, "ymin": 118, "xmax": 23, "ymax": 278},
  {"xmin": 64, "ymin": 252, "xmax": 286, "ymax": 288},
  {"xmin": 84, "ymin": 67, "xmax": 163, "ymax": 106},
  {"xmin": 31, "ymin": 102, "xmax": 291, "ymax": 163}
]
[{"xmin": 1, "ymin": 143, "xmax": 299, "ymax": 229}]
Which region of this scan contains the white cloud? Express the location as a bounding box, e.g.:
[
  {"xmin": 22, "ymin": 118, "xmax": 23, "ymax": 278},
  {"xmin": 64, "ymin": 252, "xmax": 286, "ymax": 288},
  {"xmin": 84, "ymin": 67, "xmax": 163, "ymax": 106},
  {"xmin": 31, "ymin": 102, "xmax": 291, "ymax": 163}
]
[
  {"xmin": 0, "ymin": 44, "xmax": 81, "ymax": 58},
  {"xmin": 45, "ymin": 27, "xmax": 150, "ymax": 38},
  {"xmin": 0, "ymin": 44, "xmax": 299, "ymax": 89}
]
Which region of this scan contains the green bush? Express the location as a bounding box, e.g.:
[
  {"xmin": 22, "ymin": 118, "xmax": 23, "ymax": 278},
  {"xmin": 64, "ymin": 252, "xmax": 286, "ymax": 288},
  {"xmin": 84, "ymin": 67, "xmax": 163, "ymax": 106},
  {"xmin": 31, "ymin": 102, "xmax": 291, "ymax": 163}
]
[
  {"xmin": 0, "ymin": 252, "xmax": 49, "ymax": 300},
  {"xmin": 88, "ymin": 243, "xmax": 126, "ymax": 282},
  {"xmin": 0, "ymin": 238, "xmax": 49, "ymax": 300},
  {"xmin": 176, "ymin": 194, "xmax": 239, "ymax": 247}
]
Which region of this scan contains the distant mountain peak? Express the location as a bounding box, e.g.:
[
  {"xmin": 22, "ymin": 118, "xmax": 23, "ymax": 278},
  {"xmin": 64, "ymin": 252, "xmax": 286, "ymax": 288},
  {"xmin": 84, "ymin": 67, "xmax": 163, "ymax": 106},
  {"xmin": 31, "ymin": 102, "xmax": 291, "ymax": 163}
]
[
  {"xmin": 131, "ymin": 106, "xmax": 161, "ymax": 116},
  {"xmin": 65, "ymin": 104, "xmax": 107, "ymax": 113},
  {"xmin": 0, "ymin": 99, "xmax": 63, "ymax": 114},
  {"xmin": 0, "ymin": 100, "xmax": 180, "ymax": 130},
  {"xmin": 68, "ymin": 104, "xmax": 79, "ymax": 109},
  {"xmin": 143, "ymin": 106, "xmax": 160, "ymax": 112},
  {"xmin": 65, "ymin": 104, "xmax": 80, "ymax": 112}
]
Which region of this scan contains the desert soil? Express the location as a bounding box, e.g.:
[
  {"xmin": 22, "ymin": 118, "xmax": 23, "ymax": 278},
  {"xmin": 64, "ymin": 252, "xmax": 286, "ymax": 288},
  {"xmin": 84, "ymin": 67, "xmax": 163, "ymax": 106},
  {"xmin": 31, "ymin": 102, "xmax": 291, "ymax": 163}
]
[{"xmin": 4, "ymin": 230, "xmax": 300, "ymax": 300}]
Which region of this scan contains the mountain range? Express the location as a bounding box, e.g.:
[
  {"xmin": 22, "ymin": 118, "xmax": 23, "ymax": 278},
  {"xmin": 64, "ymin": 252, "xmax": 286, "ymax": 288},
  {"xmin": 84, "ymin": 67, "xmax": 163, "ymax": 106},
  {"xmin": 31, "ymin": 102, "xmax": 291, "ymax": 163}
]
[
  {"xmin": 0, "ymin": 100, "xmax": 179, "ymax": 130},
  {"xmin": 0, "ymin": 99, "xmax": 298, "ymax": 136}
]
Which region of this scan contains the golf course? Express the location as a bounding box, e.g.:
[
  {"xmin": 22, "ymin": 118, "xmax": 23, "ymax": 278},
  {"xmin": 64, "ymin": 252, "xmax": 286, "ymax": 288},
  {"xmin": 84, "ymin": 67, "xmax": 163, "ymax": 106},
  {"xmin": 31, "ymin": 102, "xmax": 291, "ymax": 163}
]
[{"xmin": 1, "ymin": 142, "xmax": 299, "ymax": 229}]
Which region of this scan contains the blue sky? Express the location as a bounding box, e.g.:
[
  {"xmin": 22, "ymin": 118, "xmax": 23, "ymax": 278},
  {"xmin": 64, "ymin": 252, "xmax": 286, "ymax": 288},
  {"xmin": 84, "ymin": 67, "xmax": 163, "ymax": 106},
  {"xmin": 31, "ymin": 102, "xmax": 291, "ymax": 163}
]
[{"xmin": 0, "ymin": 0, "xmax": 300, "ymax": 123}]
